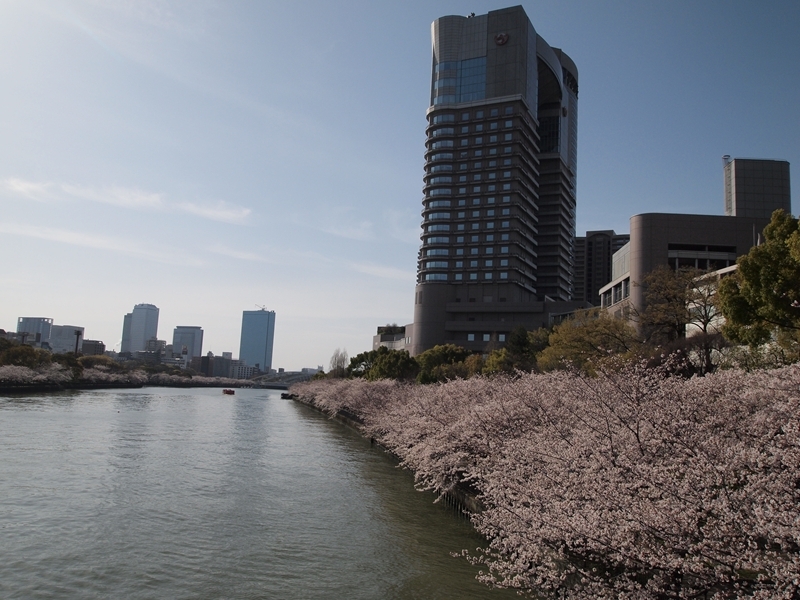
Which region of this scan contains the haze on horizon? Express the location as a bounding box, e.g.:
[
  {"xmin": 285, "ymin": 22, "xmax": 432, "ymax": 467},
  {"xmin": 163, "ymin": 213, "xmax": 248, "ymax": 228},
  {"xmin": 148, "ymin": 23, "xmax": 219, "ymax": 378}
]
[{"xmin": 1, "ymin": 0, "xmax": 798, "ymax": 370}]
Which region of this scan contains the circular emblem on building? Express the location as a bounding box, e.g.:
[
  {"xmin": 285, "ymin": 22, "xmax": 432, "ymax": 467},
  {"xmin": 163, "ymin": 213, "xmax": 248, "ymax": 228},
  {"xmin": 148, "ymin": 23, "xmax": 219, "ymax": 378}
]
[{"xmin": 494, "ymin": 33, "xmax": 509, "ymax": 45}]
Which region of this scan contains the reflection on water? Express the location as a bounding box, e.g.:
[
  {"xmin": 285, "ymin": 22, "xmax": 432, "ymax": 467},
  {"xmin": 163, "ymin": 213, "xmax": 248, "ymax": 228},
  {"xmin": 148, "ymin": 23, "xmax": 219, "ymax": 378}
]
[{"xmin": 0, "ymin": 387, "xmax": 516, "ymax": 599}]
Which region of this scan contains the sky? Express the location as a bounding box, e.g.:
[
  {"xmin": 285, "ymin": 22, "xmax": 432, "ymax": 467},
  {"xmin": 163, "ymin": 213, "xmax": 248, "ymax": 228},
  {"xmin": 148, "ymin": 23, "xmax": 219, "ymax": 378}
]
[{"xmin": 1, "ymin": 0, "xmax": 799, "ymax": 371}]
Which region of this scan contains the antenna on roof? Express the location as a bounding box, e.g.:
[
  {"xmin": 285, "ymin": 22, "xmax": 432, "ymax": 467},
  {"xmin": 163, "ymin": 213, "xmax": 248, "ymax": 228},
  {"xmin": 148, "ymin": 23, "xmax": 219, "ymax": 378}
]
[{"xmin": 255, "ymin": 304, "xmax": 268, "ymax": 311}]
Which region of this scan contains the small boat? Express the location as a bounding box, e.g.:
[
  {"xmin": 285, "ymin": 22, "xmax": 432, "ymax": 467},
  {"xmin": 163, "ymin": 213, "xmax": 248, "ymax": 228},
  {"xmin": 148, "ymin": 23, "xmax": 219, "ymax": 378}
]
[{"xmin": 222, "ymin": 389, "xmax": 235, "ymax": 395}]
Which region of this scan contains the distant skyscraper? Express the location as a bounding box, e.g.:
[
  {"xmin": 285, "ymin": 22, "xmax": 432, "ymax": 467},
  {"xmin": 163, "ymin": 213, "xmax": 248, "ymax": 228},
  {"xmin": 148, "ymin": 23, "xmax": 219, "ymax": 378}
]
[
  {"xmin": 16, "ymin": 317, "xmax": 53, "ymax": 343},
  {"xmin": 573, "ymin": 230, "xmax": 630, "ymax": 306},
  {"xmin": 120, "ymin": 303, "xmax": 159, "ymax": 354},
  {"xmin": 172, "ymin": 326, "xmax": 203, "ymax": 359},
  {"xmin": 723, "ymin": 157, "xmax": 791, "ymax": 218},
  {"xmin": 239, "ymin": 309, "xmax": 275, "ymax": 372},
  {"xmin": 48, "ymin": 325, "xmax": 85, "ymax": 354}
]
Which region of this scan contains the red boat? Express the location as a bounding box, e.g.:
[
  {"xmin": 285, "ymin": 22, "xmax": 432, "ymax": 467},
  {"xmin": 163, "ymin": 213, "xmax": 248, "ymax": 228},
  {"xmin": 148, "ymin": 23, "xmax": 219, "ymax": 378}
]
[{"xmin": 222, "ymin": 389, "xmax": 235, "ymax": 395}]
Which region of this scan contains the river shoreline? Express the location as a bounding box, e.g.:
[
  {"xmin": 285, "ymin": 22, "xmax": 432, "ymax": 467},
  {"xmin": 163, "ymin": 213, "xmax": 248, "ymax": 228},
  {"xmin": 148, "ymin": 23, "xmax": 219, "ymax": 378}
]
[{"xmin": 289, "ymin": 391, "xmax": 483, "ymax": 515}]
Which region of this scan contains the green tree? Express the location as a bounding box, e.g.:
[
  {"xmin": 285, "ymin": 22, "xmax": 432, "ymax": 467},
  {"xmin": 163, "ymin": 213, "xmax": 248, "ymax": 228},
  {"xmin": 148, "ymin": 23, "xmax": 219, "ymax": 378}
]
[
  {"xmin": 347, "ymin": 349, "xmax": 378, "ymax": 378},
  {"xmin": 718, "ymin": 210, "xmax": 800, "ymax": 345},
  {"xmin": 415, "ymin": 344, "xmax": 472, "ymax": 383},
  {"xmin": 0, "ymin": 345, "xmax": 51, "ymax": 369},
  {"xmin": 367, "ymin": 348, "xmax": 419, "ymax": 381},
  {"xmin": 536, "ymin": 308, "xmax": 639, "ymax": 375}
]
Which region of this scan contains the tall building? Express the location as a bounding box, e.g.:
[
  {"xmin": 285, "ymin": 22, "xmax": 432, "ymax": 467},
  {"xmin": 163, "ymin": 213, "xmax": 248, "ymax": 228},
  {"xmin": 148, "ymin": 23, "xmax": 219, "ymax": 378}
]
[
  {"xmin": 239, "ymin": 309, "xmax": 275, "ymax": 372},
  {"xmin": 48, "ymin": 325, "xmax": 85, "ymax": 354},
  {"xmin": 16, "ymin": 317, "xmax": 53, "ymax": 343},
  {"xmin": 573, "ymin": 230, "xmax": 630, "ymax": 306},
  {"xmin": 120, "ymin": 303, "xmax": 159, "ymax": 354},
  {"xmin": 410, "ymin": 6, "xmax": 582, "ymax": 355},
  {"xmin": 723, "ymin": 157, "xmax": 791, "ymax": 218},
  {"xmin": 172, "ymin": 326, "xmax": 204, "ymax": 359}
]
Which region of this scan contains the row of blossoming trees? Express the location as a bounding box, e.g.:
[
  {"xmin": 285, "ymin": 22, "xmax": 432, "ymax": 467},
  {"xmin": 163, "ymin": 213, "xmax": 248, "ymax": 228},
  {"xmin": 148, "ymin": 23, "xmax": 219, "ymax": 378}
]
[
  {"xmin": 0, "ymin": 342, "xmax": 240, "ymax": 388},
  {"xmin": 293, "ymin": 363, "xmax": 800, "ymax": 598}
]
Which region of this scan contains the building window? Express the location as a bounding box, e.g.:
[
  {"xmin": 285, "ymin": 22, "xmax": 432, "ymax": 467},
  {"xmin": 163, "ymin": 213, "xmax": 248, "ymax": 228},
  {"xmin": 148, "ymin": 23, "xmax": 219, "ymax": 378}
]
[
  {"xmin": 457, "ymin": 224, "xmax": 465, "ymax": 230},
  {"xmin": 500, "ymin": 246, "xmax": 509, "ymax": 253},
  {"xmin": 489, "ymin": 135, "xmax": 498, "ymax": 143},
  {"xmin": 502, "ymin": 171, "xmax": 511, "ymax": 178},
  {"xmin": 490, "ymin": 108, "xmax": 499, "ymax": 117},
  {"xmin": 485, "ymin": 259, "xmax": 493, "ymax": 267},
  {"xmin": 485, "ymin": 272, "xmax": 493, "ymax": 279},
  {"xmin": 470, "ymin": 248, "xmax": 479, "ymax": 255},
  {"xmin": 475, "ymin": 110, "xmax": 484, "ymax": 118},
  {"xmin": 467, "ymin": 333, "xmax": 475, "ymax": 341},
  {"xmin": 503, "ymin": 146, "xmax": 512, "ymax": 154},
  {"xmin": 501, "ymin": 234, "xmax": 509, "ymax": 241},
  {"xmin": 503, "ymin": 133, "xmax": 512, "ymax": 141},
  {"xmin": 470, "ymin": 235, "xmax": 479, "ymax": 242},
  {"xmin": 501, "ymin": 221, "xmax": 509, "ymax": 228},
  {"xmin": 502, "ymin": 208, "xmax": 510, "ymax": 215},
  {"xmin": 456, "ymin": 248, "xmax": 464, "ymax": 255},
  {"xmin": 432, "ymin": 114, "xmax": 455, "ymax": 124},
  {"xmin": 428, "ymin": 224, "xmax": 450, "ymax": 232},
  {"xmin": 474, "ymin": 150, "xmax": 482, "ymax": 157},
  {"xmin": 471, "ymin": 210, "xmax": 480, "ymax": 217},
  {"xmin": 426, "ymin": 248, "xmax": 449, "ymax": 256},
  {"xmin": 457, "ymin": 211, "xmax": 465, "ymax": 218},
  {"xmin": 427, "ymin": 212, "xmax": 450, "ymax": 220},
  {"xmin": 425, "ymin": 273, "xmax": 447, "ymax": 281},
  {"xmin": 475, "ymin": 124, "xmax": 484, "ymax": 132},
  {"xmin": 454, "ymin": 273, "xmax": 463, "ymax": 281},
  {"xmin": 483, "ymin": 333, "xmax": 490, "ymax": 342},
  {"xmin": 490, "ymin": 122, "xmax": 498, "ymax": 130},
  {"xmin": 498, "ymin": 333, "xmax": 506, "ymax": 342},
  {"xmin": 456, "ymin": 236, "xmax": 464, "ymax": 242},
  {"xmin": 500, "ymin": 272, "xmax": 508, "ymax": 279},
  {"xmin": 489, "ymin": 148, "xmax": 497, "ymax": 155},
  {"xmin": 458, "ymin": 175, "xmax": 467, "ymax": 182},
  {"xmin": 486, "ymin": 222, "xmax": 495, "ymax": 229},
  {"xmin": 473, "ymin": 174, "xmax": 481, "ymax": 181},
  {"xmin": 502, "ymin": 195, "xmax": 510, "ymax": 202},
  {"xmin": 460, "ymin": 139, "xmax": 468, "ymax": 146},
  {"xmin": 471, "ymin": 223, "xmax": 479, "ymax": 230},
  {"xmin": 427, "ymin": 199, "xmax": 451, "ymax": 208},
  {"xmin": 454, "ymin": 260, "xmax": 463, "ymax": 267},
  {"xmin": 460, "ymin": 126, "xmax": 469, "ymax": 133},
  {"xmin": 487, "ymin": 197, "xmax": 495, "ymax": 203},
  {"xmin": 504, "ymin": 107, "xmax": 513, "ymax": 115},
  {"xmin": 469, "ymin": 260, "xmax": 478, "ymax": 267},
  {"xmin": 502, "ymin": 183, "xmax": 511, "ymax": 191},
  {"xmin": 472, "ymin": 186, "xmax": 481, "ymax": 193},
  {"xmin": 469, "ymin": 273, "xmax": 478, "ymax": 280},
  {"xmin": 500, "ymin": 258, "xmax": 508, "ymax": 266},
  {"xmin": 461, "ymin": 112, "xmax": 470, "ymax": 120}
]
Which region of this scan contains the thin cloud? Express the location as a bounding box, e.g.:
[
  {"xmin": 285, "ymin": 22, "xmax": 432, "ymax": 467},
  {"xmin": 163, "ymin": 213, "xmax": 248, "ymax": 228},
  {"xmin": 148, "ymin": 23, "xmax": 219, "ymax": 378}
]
[
  {"xmin": 177, "ymin": 201, "xmax": 251, "ymax": 224},
  {"xmin": 317, "ymin": 220, "xmax": 374, "ymax": 241},
  {"xmin": 61, "ymin": 183, "xmax": 163, "ymax": 208},
  {"xmin": 5, "ymin": 177, "xmax": 251, "ymax": 224},
  {"xmin": 2, "ymin": 178, "xmax": 53, "ymax": 200},
  {"xmin": 0, "ymin": 222, "xmax": 203, "ymax": 267},
  {"xmin": 210, "ymin": 244, "xmax": 272, "ymax": 262},
  {"xmin": 349, "ymin": 262, "xmax": 415, "ymax": 281}
]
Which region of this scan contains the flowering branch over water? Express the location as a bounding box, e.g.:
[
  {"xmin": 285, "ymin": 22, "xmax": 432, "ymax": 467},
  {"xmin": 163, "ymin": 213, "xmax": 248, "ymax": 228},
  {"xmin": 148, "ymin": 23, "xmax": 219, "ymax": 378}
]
[{"xmin": 293, "ymin": 365, "xmax": 800, "ymax": 598}]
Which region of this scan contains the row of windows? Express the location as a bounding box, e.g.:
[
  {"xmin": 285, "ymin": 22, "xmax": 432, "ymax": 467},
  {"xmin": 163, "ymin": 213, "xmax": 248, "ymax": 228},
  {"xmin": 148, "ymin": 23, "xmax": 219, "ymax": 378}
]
[
  {"xmin": 425, "ymin": 196, "xmax": 512, "ymax": 210},
  {"xmin": 444, "ymin": 172, "xmax": 512, "ymax": 183},
  {"xmin": 424, "ymin": 258, "xmax": 510, "ymax": 268},
  {"xmin": 429, "ymin": 149, "xmax": 513, "ymax": 163},
  {"xmin": 453, "ymin": 121, "xmax": 513, "ymax": 133},
  {"xmin": 423, "ymin": 244, "xmax": 511, "ymax": 255},
  {"xmin": 426, "ymin": 183, "xmax": 513, "ymax": 196},
  {"xmin": 425, "ymin": 208, "xmax": 512, "ymax": 219},
  {"xmin": 424, "ymin": 272, "xmax": 510, "ymax": 281},
  {"xmin": 426, "ymin": 223, "xmax": 512, "ymax": 232},
  {"xmin": 467, "ymin": 333, "xmax": 507, "ymax": 342}
]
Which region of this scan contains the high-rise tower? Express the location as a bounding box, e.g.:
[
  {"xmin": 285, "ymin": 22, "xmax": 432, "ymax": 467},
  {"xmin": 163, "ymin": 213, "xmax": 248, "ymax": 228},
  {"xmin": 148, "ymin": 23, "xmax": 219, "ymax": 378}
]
[
  {"xmin": 120, "ymin": 303, "xmax": 159, "ymax": 354},
  {"xmin": 410, "ymin": 6, "xmax": 580, "ymax": 355},
  {"xmin": 239, "ymin": 309, "xmax": 275, "ymax": 372}
]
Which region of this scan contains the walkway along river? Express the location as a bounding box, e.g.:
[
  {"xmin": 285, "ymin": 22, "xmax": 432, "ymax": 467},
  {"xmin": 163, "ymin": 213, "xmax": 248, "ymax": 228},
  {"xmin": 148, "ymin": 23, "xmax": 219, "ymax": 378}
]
[{"xmin": 0, "ymin": 386, "xmax": 518, "ymax": 599}]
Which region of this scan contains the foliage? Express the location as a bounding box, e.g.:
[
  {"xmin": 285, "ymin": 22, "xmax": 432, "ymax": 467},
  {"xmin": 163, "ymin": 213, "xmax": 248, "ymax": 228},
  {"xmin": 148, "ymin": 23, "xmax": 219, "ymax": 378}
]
[
  {"xmin": 415, "ymin": 344, "xmax": 473, "ymax": 383},
  {"xmin": 78, "ymin": 354, "xmax": 123, "ymax": 371},
  {"xmin": 293, "ymin": 364, "xmax": 800, "ymax": 599},
  {"xmin": 637, "ymin": 265, "xmax": 696, "ymax": 343},
  {"xmin": 347, "ymin": 349, "xmax": 379, "ymax": 378},
  {"xmin": 366, "ymin": 347, "xmax": 419, "ymax": 381},
  {"xmin": 51, "ymin": 352, "xmax": 84, "ymax": 380},
  {"xmin": 536, "ymin": 308, "xmax": 639, "ymax": 374},
  {"xmin": 718, "ymin": 210, "xmax": 800, "ymax": 345},
  {"xmin": 0, "ymin": 344, "xmax": 52, "ymax": 369}
]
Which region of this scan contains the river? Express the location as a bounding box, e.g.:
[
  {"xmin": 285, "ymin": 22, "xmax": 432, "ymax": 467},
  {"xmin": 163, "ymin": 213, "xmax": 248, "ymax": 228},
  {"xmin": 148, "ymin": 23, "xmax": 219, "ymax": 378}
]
[{"xmin": 0, "ymin": 387, "xmax": 518, "ymax": 599}]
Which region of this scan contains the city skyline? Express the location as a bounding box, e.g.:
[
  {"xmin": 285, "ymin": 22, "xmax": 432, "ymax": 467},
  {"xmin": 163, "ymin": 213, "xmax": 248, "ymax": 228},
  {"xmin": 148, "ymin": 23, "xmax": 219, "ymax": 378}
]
[{"xmin": 1, "ymin": 1, "xmax": 798, "ymax": 369}]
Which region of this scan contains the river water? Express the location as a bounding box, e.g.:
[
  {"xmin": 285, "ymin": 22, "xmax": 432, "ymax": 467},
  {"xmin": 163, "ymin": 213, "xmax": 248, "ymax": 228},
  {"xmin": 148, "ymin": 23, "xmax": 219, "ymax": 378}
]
[{"xmin": 0, "ymin": 387, "xmax": 517, "ymax": 599}]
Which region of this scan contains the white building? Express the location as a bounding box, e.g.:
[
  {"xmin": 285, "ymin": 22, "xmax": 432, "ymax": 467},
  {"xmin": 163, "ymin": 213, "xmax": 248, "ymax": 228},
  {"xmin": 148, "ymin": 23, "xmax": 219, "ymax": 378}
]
[{"xmin": 121, "ymin": 303, "xmax": 159, "ymax": 354}]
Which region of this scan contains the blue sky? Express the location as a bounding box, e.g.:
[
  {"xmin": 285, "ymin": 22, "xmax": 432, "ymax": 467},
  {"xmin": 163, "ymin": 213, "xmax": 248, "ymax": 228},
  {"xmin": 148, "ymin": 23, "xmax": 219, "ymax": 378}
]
[{"xmin": 1, "ymin": 0, "xmax": 798, "ymax": 370}]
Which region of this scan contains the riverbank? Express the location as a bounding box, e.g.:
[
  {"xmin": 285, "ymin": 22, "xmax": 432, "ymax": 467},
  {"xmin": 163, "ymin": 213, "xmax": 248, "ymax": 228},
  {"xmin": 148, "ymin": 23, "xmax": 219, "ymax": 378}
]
[{"xmin": 291, "ymin": 365, "xmax": 800, "ymax": 599}]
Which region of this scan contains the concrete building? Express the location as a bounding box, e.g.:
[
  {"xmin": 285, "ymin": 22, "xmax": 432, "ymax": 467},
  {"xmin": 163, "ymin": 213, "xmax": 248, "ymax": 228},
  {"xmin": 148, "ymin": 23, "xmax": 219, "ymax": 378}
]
[
  {"xmin": 409, "ymin": 6, "xmax": 584, "ymax": 355},
  {"xmin": 172, "ymin": 326, "xmax": 204, "ymax": 360},
  {"xmin": 600, "ymin": 157, "xmax": 791, "ymax": 318},
  {"xmin": 573, "ymin": 230, "xmax": 630, "ymax": 306},
  {"xmin": 120, "ymin": 304, "xmax": 159, "ymax": 354},
  {"xmin": 238, "ymin": 309, "xmax": 275, "ymax": 372},
  {"xmin": 48, "ymin": 325, "xmax": 85, "ymax": 354},
  {"xmin": 16, "ymin": 317, "xmax": 53, "ymax": 344},
  {"xmin": 723, "ymin": 157, "xmax": 791, "ymax": 218},
  {"xmin": 81, "ymin": 340, "xmax": 106, "ymax": 355}
]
